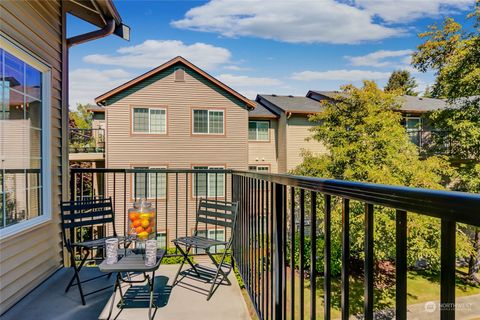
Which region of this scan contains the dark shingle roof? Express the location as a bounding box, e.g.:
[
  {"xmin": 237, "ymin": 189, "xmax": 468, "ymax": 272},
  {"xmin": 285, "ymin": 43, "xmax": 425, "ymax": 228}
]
[
  {"xmin": 257, "ymin": 94, "xmax": 324, "ymax": 114},
  {"xmin": 308, "ymin": 90, "xmax": 448, "ymax": 113},
  {"xmin": 397, "ymin": 95, "xmax": 447, "ymax": 112},
  {"xmin": 249, "ymin": 101, "xmax": 279, "ymax": 118}
]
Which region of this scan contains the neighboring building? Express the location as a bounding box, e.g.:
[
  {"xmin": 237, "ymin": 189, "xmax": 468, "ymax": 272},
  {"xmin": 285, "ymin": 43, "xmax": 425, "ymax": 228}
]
[
  {"xmin": 307, "ymin": 90, "xmax": 449, "ymax": 148},
  {"xmin": 0, "ymin": 0, "xmax": 128, "ymax": 314},
  {"xmin": 94, "ymin": 56, "xmax": 254, "ymax": 243},
  {"xmin": 252, "ymin": 94, "xmax": 328, "ymax": 173}
]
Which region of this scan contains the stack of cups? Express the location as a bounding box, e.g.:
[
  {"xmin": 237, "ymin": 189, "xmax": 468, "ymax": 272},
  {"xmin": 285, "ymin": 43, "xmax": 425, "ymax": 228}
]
[
  {"xmin": 105, "ymin": 238, "xmax": 119, "ymax": 265},
  {"xmin": 145, "ymin": 240, "xmax": 157, "ymax": 267}
]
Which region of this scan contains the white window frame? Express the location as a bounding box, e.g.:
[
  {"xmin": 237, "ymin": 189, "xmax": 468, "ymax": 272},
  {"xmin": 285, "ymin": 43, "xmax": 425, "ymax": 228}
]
[
  {"xmin": 404, "ymin": 116, "xmax": 422, "ymax": 132},
  {"xmin": 192, "ymin": 109, "xmax": 225, "ymax": 135},
  {"xmin": 192, "ymin": 166, "xmax": 225, "ymax": 198},
  {"xmin": 249, "ymin": 120, "xmax": 270, "ymax": 141},
  {"xmin": 132, "ymin": 166, "xmax": 167, "ymax": 199},
  {"xmin": 249, "ymin": 165, "xmax": 270, "ymax": 172},
  {"xmin": 156, "ymin": 231, "xmax": 167, "ymax": 249},
  {"xmin": 0, "ymin": 35, "xmax": 52, "ymax": 239},
  {"xmin": 132, "ymin": 107, "xmax": 167, "ymax": 134}
]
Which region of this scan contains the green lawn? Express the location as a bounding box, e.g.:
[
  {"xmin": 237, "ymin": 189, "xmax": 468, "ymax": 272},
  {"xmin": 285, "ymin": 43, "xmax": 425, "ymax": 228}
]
[{"xmin": 242, "ymin": 269, "xmax": 480, "ymax": 320}]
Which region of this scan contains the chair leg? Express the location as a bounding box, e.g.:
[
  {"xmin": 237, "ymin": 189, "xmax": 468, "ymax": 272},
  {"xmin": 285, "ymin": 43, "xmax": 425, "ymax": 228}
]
[
  {"xmin": 65, "ymin": 247, "xmax": 89, "ymax": 292},
  {"xmin": 172, "ymin": 243, "xmax": 198, "ymax": 286},
  {"xmin": 206, "ymin": 250, "xmax": 232, "ymax": 301},
  {"xmin": 66, "ymin": 247, "xmax": 89, "ymax": 305}
]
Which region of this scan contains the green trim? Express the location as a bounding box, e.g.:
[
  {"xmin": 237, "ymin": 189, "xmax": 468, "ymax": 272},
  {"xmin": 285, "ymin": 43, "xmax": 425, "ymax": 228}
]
[{"xmin": 105, "ymin": 62, "xmax": 248, "ymax": 109}]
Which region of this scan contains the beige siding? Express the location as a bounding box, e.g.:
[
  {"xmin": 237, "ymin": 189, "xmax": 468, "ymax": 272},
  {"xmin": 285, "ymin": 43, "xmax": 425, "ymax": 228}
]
[
  {"xmin": 286, "ymin": 115, "xmax": 327, "ymax": 172},
  {"xmin": 248, "ymin": 118, "xmax": 279, "ymax": 173},
  {"xmin": 105, "ymin": 69, "xmax": 248, "ymax": 244},
  {"xmin": 0, "ymin": 0, "xmax": 64, "ymax": 313},
  {"xmin": 277, "ymin": 114, "xmax": 288, "ymax": 173}
]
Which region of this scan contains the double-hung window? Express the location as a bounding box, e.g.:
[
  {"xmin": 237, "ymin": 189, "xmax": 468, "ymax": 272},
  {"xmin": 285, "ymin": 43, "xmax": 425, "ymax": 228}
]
[
  {"xmin": 133, "ymin": 166, "xmax": 167, "ymax": 199},
  {"xmin": 404, "ymin": 116, "xmax": 422, "ymax": 146},
  {"xmin": 192, "ymin": 166, "xmax": 225, "ymax": 198},
  {"xmin": 132, "ymin": 107, "xmax": 166, "ymax": 134},
  {"xmin": 1, "ymin": 40, "xmax": 51, "ymax": 237},
  {"xmin": 192, "ymin": 109, "xmax": 224, "ymax": 134},
  {"xmin": 249, "ymin": 120, "xmax": 269, "ymax": 141}
]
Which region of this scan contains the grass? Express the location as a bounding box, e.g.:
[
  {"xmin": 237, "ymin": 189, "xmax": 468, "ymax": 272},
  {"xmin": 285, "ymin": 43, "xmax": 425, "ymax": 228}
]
[{"xmin": 241, "ymin": 268, "xmax": 480, "ymax": 320}]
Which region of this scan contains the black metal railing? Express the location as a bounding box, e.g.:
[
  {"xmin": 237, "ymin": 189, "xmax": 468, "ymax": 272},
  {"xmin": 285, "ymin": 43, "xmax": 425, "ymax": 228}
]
[
  {"xmin": 69, "ymin": 167, "xmax": 480, "ymax": 319},
  {"xmin": 231, "ymin": 171, "xmax": 480, "ymax": 320},
  {"xmin": 69, "ymin": 168, "xmax": 232, "ymax": 258},
  {"xmin": 69, "ymin": 128, "xmax": 105, "ymax": 153}
]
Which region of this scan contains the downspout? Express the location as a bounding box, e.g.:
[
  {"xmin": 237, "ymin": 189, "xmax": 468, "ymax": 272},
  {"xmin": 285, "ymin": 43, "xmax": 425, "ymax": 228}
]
[{"xmin": 67, "ymin": 18, "xmax": 115, "ymax": 48}]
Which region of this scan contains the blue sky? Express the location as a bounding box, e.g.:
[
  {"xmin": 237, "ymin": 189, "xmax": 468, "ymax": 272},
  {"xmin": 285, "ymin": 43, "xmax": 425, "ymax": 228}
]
[{"xmin": 68, "ymin": 0, "xmax": 475, "ymax": 107}]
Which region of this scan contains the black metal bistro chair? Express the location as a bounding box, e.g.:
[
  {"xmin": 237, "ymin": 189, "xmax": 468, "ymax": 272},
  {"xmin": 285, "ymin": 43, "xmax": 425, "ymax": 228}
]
[
  {"xmin": 172, "ymin": 199, "xmax": 238, "ymax": 300},
  {"xmin": 61, "ymin": 197, "xmax": 126, "ymax": 305}
]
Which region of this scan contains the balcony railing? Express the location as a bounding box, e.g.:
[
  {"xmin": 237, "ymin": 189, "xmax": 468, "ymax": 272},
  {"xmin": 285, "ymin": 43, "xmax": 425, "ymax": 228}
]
[
  {"xmin": 69, "ymin": 128, "xmax": 105, "ymax": 153},
  {"xmin": 69, "ymin": 168, "xmax": 480, "ymax": 320}
]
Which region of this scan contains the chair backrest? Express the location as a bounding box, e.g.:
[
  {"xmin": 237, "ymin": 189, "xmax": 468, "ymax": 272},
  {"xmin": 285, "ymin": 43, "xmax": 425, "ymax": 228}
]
[
  {"xmin": 61, "ymin": 197, "xmax": 115, "ymax": 244},
  {"xmin": 195, "ymin": 199, "xmax": 238, "ymax": 240}
]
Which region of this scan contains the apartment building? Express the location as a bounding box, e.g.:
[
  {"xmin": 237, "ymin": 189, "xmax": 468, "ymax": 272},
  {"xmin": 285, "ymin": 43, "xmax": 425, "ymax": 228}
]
[
  {"xmin": 307, "ymin": 90, "xmax": 448, "ymax": 147},
  {"xmin": 94, "ymin": 56, "xmax": 254, "ymax": 244},
  {"xmin": 249, "ymin": 95, "xmax": 328, "ymax": 173}
]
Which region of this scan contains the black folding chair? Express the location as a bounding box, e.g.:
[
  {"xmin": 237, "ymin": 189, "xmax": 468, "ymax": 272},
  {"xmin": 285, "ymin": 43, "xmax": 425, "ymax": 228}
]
[
  {"xmin": 61, "ymin": 197, "xmax": 126, "ymax": 305},
  {"xmin": 172, "ymin": 199, "xmax": 238, "ymax": 300}
]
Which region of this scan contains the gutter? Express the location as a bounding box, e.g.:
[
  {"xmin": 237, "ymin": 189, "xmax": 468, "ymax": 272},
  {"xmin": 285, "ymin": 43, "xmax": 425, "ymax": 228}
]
[{"xmin": 67, "ymin": 18, "xmax": 115, "ymax": 48}]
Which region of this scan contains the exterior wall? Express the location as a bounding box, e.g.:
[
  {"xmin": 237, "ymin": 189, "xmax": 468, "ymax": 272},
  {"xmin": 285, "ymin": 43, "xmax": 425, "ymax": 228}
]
[
  {"xmin": 105, "ymin": 66, "xmax": 248, "ymax": 245},
  {"xmin": 248, "ymin": 118, "xmax": 279, "ymax": 173},
  {"xmin": 286, "ymin": 114, "xmax": 327, "ymax": 172},
  {"xmin": 277, "ymin": 114, "xmax": 288, "ymax": 173},
  {"xmin": 0, "ymin": 0, "xmax": 64, "ymax": 313}
]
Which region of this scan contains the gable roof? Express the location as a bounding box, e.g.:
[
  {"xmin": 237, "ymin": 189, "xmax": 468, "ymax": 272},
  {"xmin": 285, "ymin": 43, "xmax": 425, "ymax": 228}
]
[
  {"xmin": 257, "ymin": 94, "xmax": 324, "ymax": 114},
  {"xmin": 307, "ymin": 90, "xmax": 448, "ymax": 113},
  {"xmin": 95, "ymin": 56, "xmax": 255, "ymax": 108},
  {"xmin": 249, "ymin": 101, "xmax": 279, "ymax": 118}
]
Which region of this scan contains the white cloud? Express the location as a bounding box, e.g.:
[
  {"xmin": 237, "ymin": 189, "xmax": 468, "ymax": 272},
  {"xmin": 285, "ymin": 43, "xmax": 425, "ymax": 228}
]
[
  {"xmin": 355, "ymin": 0, "xmax": 472, "ymax": 23},
  {"xmin": 83, "ymin": 40, "xmax": 232, "ymax": 70},
  {"xmin": 69, "ymin": 68, "xmax": 132, "ymax": 107},
  {"xmin": 291, "ymin": 69, "xmax": 391, "ymax": 81},
  {"xmin": 171, "ymin": 0, "xmax": 403, "ymax": 44},
  {"xmin": 345, "ymin": 49, "xmax": 413, "ymax": 67},
  {"xmin": 223, "ymin": 65, "xmax": 251, "ymax": 71}
]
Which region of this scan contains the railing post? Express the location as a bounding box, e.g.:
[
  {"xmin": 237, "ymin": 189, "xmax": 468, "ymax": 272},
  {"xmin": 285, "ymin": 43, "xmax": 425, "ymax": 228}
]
[
  {"xmin": 441, "ymin": 219, "xmax": 456, "ymax": 320},
  {"xmin": 273, "ymin": 183, "xmax": 285, "ymax": 320}
]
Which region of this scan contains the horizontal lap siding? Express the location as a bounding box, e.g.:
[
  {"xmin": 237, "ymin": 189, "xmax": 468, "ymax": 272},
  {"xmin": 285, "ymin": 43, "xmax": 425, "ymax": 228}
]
[
  {"xmin": 0, "ymin": 0, "xmax": 64, "ymax": 314},
  {"xmin": 286, "ymin": 114, "xmax": 328, "ymax": 172},
  {"xmin": 105, "ymin": 68, "xmax": 247, "ymax": 244},
  {"xmin": 248, "ymin": 118, "xmax": 279, "ymax": 173}
]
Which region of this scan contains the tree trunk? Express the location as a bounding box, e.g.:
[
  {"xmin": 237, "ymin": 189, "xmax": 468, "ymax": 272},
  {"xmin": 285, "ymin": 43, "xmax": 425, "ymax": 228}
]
[{"xmin": 468, "ymin": 228, "xmax": 480, "ymax": 283}]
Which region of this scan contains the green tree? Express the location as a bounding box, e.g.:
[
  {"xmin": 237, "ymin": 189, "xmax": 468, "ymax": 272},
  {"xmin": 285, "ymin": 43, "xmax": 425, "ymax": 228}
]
[
  {"xmin": 384, "ymin": 70, "xmax": 418, "ymax": 96},
  {"xmin": 69, "ymin": 103, "xmax": 93, "ymax": 129},
  {"xmin": 412, "ymin": 2, "xmax": 480, "ymax": 281},
  {"xmin": 294, "ymin": 81, "xmax": 471, "ymax": 273}
]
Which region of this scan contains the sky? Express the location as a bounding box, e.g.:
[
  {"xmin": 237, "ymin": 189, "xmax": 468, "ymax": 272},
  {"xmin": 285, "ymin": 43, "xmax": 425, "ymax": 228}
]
[{"xmin": 67, "ymin": 0, "xmax": 476, "ymax": 108}]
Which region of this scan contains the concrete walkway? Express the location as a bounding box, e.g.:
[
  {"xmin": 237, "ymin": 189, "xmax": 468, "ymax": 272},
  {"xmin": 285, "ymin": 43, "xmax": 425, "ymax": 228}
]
[{"xmin": 405, "ymin": 294, "xmax": 480, "ymax": 320}]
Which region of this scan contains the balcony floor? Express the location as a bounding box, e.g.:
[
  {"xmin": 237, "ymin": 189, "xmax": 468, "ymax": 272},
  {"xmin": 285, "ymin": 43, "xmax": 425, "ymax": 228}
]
[{"xmin": 2, "ymin": 257, "xmax": 250, "ymax": 320}]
